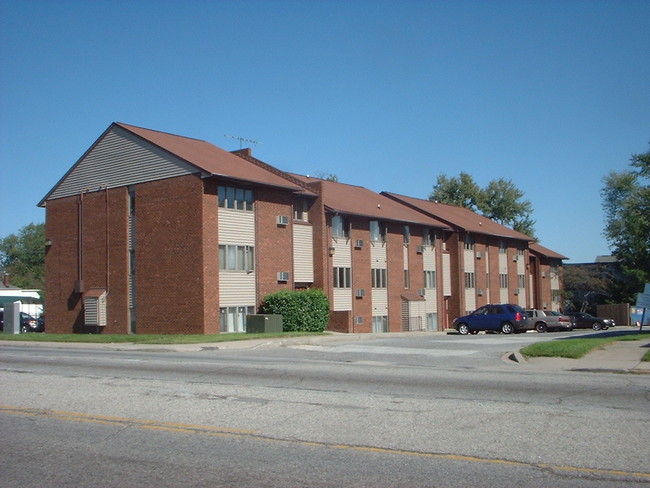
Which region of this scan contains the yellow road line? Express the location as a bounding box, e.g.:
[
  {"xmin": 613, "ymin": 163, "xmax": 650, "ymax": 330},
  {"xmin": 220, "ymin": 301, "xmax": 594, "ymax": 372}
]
[{"xmin": 2, "ymin": 404, "xmax": 649, "ymax": 481}]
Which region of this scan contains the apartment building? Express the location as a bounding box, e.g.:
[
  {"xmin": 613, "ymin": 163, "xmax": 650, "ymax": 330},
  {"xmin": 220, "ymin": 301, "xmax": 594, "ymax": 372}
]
[
  {"xmin": 528, "ymin": 242, "xmax": 567, "ymax": 311},
  {"xmin": 381, "ymin": 193, "xmax": 553, "ymax": 320},
  {"xmin": 39, "ymin": 122, "xmax": 566, "ymax": 334}
]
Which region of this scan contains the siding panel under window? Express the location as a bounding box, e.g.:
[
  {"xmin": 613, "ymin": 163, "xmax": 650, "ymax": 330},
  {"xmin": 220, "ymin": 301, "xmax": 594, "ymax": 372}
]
[{"xmin": 293, "ymin": 224, "xmax": 314, "ymax": 283}]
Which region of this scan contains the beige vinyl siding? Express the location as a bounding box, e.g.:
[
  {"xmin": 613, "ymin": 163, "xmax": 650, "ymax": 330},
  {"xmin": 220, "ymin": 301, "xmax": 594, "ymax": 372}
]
[
  {"xmin": 219, "ymin": 208, "xmax": 255, "ymax": 245},
  {"xmin": 372, "ymin": 289, "xmax": 388, "ymax": 316},
  {"xmin": 48, "ymin": 125, "xmax": 198, "ymax": 201},
  {"xmin": 463, "ymin": 248, "xmax": 476, "ymax": 312},
  {"xmin": 219, "ymin": 273, "xmax": 256, "ymax": 305},
  {"xmin": 371, "ymin": 241, "xmax": 387, "ymax": 267},
  {"xmin": 442, "ymin": 253, "xmax": 451, "ymax": 297},
  {"xmin": 333, "ymin": 288, "xmax": 353, "ymax": 311},
  {"xmin": 423, "ymin": 247, "xmax": 437, "ymax": 314},
  {"xmin": 219, "ymin": 207, "xmax": 256, "ymax": 306},
  {"xmin": 499, "ymin": 252, "xmax": 509, "ymax": 303},
  {"xmin": 517, "ymin": 254, "xmax": 526, "ymax": 307},
  {"xmin": 293, "ymin": 224, "xmax": 314, "ymax": 283},
  {"xmin": 331, "ymin": 240, "xmax": 352, "ymax": 267},
  {"xmin": 332, "ymin": 240, "xmax": 352, "ymax": 311},
  {"xmin": 422, "ymin": 247, "xmax": 436, "ymax": 270}
]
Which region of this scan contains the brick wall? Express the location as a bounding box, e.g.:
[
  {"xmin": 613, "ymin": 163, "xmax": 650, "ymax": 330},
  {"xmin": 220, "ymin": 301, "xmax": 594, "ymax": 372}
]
[
  {"xmin": 255, "ymin": 187, "xmax": 294, "ymax": 303},
  {"xmin": 134, "ymin": 175, "xmax": 207, "ymax": 334}
]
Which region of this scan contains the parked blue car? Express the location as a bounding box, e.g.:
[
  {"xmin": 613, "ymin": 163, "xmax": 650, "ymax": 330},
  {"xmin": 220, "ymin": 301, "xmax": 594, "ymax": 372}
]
[{"xmin": 453, "ymin": 304, "xmax": 531, "ymax": 335}]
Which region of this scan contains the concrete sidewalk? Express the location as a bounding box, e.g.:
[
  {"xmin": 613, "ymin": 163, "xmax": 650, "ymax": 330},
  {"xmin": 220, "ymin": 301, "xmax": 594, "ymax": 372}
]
[{"xmin": 516, "ymin": 336, "xmax": 650, "ymax": 374}]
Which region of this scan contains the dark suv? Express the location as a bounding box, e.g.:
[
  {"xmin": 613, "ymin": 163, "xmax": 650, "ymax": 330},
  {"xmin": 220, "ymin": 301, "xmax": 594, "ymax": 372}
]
[
  {"xmin": 0, "ymin": 310, "xmax": 44, "ymax": 333},
  {"xmin": 453, "ymin": 304, "xmax": 531, "ymax": 335}
]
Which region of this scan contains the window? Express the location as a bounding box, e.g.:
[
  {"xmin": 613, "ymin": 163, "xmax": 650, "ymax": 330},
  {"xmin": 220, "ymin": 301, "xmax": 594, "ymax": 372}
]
[
  {"xmin": 333, "ymin": 267, "xmax": 351, "ymax": 288},
  {"xmin": 423, "ymin": 229, "xmax": 436, "ymax": 247},
  {"xmin": 372, "ymin": 316, "xmax": 388, "ymax": 333},
  {"xmin": 370, "ymin": 220, "xmax": 386, "ymax": 242},
  {"xmin": 294, "ymin": 198, "xmax": 309, "ymax": 221},
  {"xmin": 499, "ymin": 273, "xmax": 508, "ymax": 288},
  {"xmin": 218, "ymin": 185, "xmax": 253, "ymax": 211},
  {"xmin": 404, "ymin": 269, "xmax": 410, "ymax": 289},
  {"xmin": 464, "ymin": 272, "xmax": 475, "ymax": 289},
  {"xmin": 464, "ymin": 234, "xmax": 474, "ymax": 250},
  {"xmin": 499, "ymin": 240, "xmax": 507, "ymax": 254},
  {"xmin": 219, "ymin": 245, "xmax": 254, "ymax": 271},
  {"xmin": 551, "ymin": 289, "xmax": 561, "ymax": 302},
  {"xmin": 372, "ymin": 268, "xmax": 387, "ymax": 288},
  {"xmin": 424, "ymin": 270, "xmax": 437, "ymax": 288},
  {"xmin": 332, "ymin": 215, "xmax": 349, "ymax": 239},
  {"xmin": 403, "ymin": 225, "xmax": 410, "ymax": 244},
  {"xmin": 517, "ymin": 274, "xmax": 526, "ymax": 289},
  {"xmin": 220, "ymin": 305, "xmax": 255, "ymax": 333}
]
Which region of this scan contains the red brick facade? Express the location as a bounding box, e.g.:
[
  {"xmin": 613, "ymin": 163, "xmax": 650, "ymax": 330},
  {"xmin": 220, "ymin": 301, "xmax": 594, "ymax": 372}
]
[{"xmin": 41, "ymin": 123, "xmax": 566, "ymax": 335}]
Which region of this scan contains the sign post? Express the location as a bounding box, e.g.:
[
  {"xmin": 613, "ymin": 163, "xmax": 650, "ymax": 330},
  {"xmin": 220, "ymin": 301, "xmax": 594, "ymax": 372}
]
[{"xmin": 635, "ymin": 284, "xmax": 650, "ymax": 332}]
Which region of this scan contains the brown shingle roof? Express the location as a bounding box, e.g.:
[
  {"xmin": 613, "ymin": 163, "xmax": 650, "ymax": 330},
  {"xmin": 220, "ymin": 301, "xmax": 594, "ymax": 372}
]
[
  {"xmin": 529, "ymin": 242, "xmax": 568, "ymax": 260},
  {"xmin": 382, "ymin": 191, "xmax": 532, "ymax": 242},
  {"xmin": 290, "ymin": 175, "xmax": 450, "ymax": 228},
  {"xmin": 116, "ymin": 123, "xmax": 308, "ymax": 192}
]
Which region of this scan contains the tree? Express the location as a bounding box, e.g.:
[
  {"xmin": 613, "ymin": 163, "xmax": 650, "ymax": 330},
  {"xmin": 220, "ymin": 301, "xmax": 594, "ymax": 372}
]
[
  {"xmin": 479, "ymin": 178, "xmax": 536, "ymax": 238},
  {"xmin": 0, "ymin": 223, "xmax": 45, "ymax": 291},
  {"xmin": 429, "ymin": 172, "xmax": 481, "ymax": 210},
  {"xmin": 429, "ymin": 173, "xmax": 536, "ymax": 238},
  {"xmin": 601, "ymin": 144, "xmax": 650, "ymax": 302},
  {"xmin": 562, "ymin": 265, "xmax": 613, "ymax": 312}
]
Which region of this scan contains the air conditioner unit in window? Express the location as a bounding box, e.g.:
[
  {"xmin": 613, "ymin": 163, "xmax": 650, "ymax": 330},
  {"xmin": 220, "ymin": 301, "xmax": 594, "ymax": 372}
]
[
  {"xmin": 416, "ymin": 245, "xmax": 425, "ymax": 254},
  {"xmin": 328, "ymin": 247, "xmax": 335, "ymax": 256},
  {"xmin": 418, "ymin": 288, "xmax": 426, "ymax": 297},
  {"xmin": 514, "ymin": 288, "xmax": 520, "ymax": 295},
  {"xmin": 277, "ymin": 215, "xmax": 289, "ymax": 226},
  {"xmin": 355, "ymin": 239, "xmax": 364, "ymax": 249},
  {"xmin": 476, "ymin": 251, "xmax": 483, "ymax": 259},
  {"xmin": 356, "ymin": 288, "xmax": 365, "ymax": 298},
  {"xmin": 513, "ymin": 255, "xmax": 519, "ymax": 262},
  {"xmin": 542, "ymin": 271, "xmax": 547, "ymax": 278},
  {"xmin": 277, "ymin": 271, "xmax": 290, "ymax": 282},
  {"xmin": 478, "ymin": 288, "xmax": 484, "ymax": 296},
  {"xmin": 355, "ymin": 316, "xmax": 364, "ymax": 325}
]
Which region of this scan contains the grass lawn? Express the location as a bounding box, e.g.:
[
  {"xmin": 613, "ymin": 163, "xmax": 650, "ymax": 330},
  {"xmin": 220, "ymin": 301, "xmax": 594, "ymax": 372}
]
[
  {"xmin": 521, "ymin": 332, "xmax": 650, "ymax": 359},
  {"xmin": 0, "ymin": 331, "xmax": 325, "ymax": 344}
]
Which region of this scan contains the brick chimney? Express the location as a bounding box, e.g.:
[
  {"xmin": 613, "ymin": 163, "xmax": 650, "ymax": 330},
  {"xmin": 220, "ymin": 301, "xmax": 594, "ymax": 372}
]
[{"xmin": 3, "ymin": 273, "xmax": 9, "ymax": 287}]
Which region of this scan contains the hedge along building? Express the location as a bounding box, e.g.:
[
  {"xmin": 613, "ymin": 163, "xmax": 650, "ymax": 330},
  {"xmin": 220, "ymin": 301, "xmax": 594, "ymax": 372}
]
[
  {"xmin": 380, "ymin": 192, "xmax": 562, "ymax": 320},
  {"xmin": 39, "ymin": 122, "xmax": 567, "ymax": 334},
  {"xmin": 38, "ymin": 122, "xmax": 318, "ymax": 334}
]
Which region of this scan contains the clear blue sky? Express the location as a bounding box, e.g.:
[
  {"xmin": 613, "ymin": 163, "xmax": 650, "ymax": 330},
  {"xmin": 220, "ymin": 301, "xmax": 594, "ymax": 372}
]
[{"xmin": 1, "ymin": 0, "xmax": 648, "ymax": 263}]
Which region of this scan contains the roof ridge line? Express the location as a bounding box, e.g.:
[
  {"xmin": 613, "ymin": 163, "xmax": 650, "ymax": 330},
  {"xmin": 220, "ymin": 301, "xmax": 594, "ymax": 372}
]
[{"xmin": 230, "ymin": 150, "xmax": 321, "ymax": 195}]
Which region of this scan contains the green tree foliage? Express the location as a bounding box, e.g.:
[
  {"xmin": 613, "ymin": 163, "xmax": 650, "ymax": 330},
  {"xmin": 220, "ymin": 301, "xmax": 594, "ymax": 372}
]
[
  {"xmin": 430, "ymin": 172, "xmax": 481, "ymax": 210},
  {"xmin": 260, "ymin": 289, "xmax": 330, "ymax": 332},
  {"xmin": 429, "ymin": 173, "xmax": 536, "ymax": 239},
  {"xmin": 0, "ymin": 223, "xmax": 46, "ymax": 291},
  {"xmin": 601, "ymin": 144, "xmax": 650, "ymax": 302},
  {"xmin": 561, "ymin": 265, "xmax": 613, "ymax": 312}
]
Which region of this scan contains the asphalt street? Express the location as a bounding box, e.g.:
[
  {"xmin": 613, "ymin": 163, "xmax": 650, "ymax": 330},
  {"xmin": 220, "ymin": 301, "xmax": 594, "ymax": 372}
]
[{"xmin": 1, "ymin": 329, "xmax": 649, "ymax": 487}]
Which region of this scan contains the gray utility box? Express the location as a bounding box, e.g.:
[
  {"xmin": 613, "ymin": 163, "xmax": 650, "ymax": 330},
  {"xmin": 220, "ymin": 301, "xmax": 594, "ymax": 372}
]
[{"xmin": 246, "ymin": 314, "xmax": 283, "ymax": 333}]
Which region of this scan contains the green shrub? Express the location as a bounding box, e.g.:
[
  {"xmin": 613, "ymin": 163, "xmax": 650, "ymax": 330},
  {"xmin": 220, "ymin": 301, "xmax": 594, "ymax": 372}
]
[{"xmin": 260, "ymin": 289, "xmax": 330, "ymax": 332}]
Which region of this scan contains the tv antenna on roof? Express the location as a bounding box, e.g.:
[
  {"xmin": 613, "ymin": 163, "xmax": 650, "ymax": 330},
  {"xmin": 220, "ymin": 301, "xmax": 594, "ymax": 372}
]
[{"xmin": 224, "ymin": 134, "xmax": 262, "ymax": 149}]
